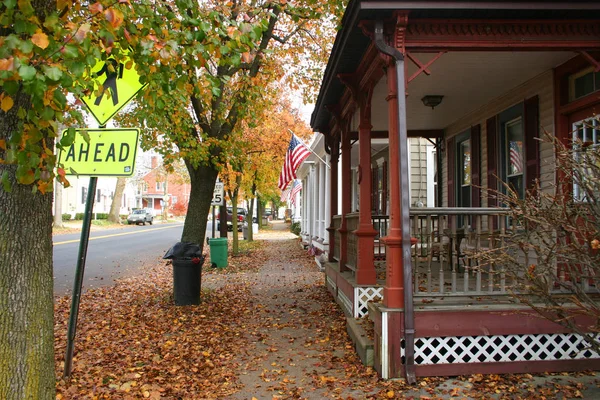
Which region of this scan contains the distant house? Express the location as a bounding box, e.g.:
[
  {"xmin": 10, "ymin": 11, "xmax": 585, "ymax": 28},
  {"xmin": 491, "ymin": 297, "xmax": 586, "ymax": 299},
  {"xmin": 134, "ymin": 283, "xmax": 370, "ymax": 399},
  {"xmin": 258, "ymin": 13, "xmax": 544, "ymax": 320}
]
[
  {"xmin": 138, "ymin": 156, "xmax": 190, "ymax": 217},
  {"xmin": 56, "ymin": 152, "xmax": 189, "ymax": 219},
  {"xmin": 58, "ymin": 176, "xmax": 138, "ymax": 218}
]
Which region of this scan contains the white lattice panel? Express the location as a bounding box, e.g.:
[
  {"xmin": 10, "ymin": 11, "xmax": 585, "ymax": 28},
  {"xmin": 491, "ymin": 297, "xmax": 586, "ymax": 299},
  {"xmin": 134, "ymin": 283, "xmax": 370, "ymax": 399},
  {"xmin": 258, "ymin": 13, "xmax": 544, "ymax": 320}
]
[
  {"xmin": 406, "ymin": 333, "xmax": 600, "ymax": 365},
  {"xmin": 354, "ymin": 287, "xmax": 383, "ymax": 318},
  {"xmin": 326, "ymin": 276, "xmax": 336, "ymax": 291},
  {"xmin": 338, "ymin": 290, "xmax": 353, "ymax": 317}
]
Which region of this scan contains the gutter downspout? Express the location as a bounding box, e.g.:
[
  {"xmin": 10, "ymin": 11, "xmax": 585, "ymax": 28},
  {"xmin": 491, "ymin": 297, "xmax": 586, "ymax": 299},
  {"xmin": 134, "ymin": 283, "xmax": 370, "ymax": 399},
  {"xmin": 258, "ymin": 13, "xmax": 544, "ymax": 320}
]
[{"xmin": 374, "ymin": 19, "xmax": 416, "ymax": 384}]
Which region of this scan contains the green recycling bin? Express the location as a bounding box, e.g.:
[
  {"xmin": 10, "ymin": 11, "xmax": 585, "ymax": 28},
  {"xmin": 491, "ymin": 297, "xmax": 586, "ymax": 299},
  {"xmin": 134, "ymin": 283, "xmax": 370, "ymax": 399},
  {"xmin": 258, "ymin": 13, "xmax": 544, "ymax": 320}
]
[{"xmin": 209, "ymin": 237, "xmax": 228, "ymax": 268}]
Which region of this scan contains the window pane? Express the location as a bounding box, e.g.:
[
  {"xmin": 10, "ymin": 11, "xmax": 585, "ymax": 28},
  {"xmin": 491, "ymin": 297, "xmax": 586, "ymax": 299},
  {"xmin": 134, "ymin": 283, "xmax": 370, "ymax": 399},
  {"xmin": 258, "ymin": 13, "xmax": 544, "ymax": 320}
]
[
  {"xmin": 573, "ymin": 118, "xmax": 600, "ymax": 202},
  {"xmin": 460, "ymin": 140, "xmax": 471, "ymax": 186},
  {"xmin": 574, "ymin": 71, "xmax": 594, "ymax": 99},
  {"xmin": 506, "ymin": 120, "xmax": 524, "ymax": 177}
]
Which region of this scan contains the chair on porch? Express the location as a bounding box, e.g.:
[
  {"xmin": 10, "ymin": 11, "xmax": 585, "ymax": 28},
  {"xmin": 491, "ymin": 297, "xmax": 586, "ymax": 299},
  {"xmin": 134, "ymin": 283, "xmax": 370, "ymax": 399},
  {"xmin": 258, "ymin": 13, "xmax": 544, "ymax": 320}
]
[
  {"xmin": 457, "ymin": 227, "xmax": 501, "ymax": 275},
  {"xmin": 427, "ymin": 229, "xmax": 451, "ymax": 271}
]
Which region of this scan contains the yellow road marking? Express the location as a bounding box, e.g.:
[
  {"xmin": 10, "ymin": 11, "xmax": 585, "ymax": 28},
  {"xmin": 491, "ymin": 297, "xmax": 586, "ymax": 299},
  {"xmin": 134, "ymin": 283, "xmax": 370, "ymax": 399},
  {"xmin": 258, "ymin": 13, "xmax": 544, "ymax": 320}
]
[{"xmin": 54, "ymin": 224, "xmax": 181, "ymax": 245}]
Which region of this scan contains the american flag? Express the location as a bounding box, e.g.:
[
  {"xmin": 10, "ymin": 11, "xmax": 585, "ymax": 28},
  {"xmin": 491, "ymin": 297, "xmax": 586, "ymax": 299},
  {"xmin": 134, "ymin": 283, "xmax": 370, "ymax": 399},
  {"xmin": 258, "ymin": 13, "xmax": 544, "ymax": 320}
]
[
  {"xmin": 290, "ymin": 179, "xmax": 302, "ymax": 206},
  {"xmin": 280, "ymin": 185, "xmax": 291, "ymax": 202},
  {"xmin": 509, "ymin": 140, "xmax": 523, "ymax": 174},
  {"xmin": 278, "ymin": 134, "xmax": 310, "ymax": 190}
]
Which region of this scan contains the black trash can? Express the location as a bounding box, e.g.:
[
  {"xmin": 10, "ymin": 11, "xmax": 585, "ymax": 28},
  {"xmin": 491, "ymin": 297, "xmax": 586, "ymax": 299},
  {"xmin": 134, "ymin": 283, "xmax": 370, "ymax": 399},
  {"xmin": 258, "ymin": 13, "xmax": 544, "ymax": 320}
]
[
  {"xmin": 172, "ymin": 256, "xmax": 204, "ymax": 305},
  {"xmin": 163, "ymin": 242, "xmax": 204, "ymax": 306}
]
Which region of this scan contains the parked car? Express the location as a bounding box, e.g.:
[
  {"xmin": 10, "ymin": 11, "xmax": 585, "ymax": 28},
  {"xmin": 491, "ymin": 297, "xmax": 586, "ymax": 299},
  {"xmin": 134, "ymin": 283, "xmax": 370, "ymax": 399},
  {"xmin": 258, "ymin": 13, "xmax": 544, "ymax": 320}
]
[
  {"xmin": 127, "ymin": 209, "xmax": 153, "ymax": 225},
  {"xmin": 217, "ymin": 207, "xmax": 247, "ymax": 231}
]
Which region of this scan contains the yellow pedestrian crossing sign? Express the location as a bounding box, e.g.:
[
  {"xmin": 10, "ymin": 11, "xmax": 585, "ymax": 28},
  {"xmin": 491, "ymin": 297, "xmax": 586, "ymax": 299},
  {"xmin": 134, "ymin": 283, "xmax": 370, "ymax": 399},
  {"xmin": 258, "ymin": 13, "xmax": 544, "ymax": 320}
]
[
  {"xmin": 81, "ymin": 52, "xmax": 146, "ymax": 126},
  {"xmin": 58, "ymin": 128, "xmax": 140, "ymax": 176}
]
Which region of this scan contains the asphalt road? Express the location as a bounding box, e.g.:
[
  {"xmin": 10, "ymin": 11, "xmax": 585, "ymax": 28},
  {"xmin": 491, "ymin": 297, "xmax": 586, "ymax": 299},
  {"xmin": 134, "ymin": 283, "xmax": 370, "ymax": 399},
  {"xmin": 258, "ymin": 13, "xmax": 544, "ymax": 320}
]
[{"xmin": 53, "ymin": 220, "xmax": 222, "ymax": 297}]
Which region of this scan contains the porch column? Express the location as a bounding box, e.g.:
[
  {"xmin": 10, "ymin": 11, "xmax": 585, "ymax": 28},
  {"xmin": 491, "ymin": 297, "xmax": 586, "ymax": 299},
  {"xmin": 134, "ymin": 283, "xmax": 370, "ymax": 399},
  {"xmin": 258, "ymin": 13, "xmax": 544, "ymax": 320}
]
[
  {"xmin": 355, "ymin": 118, "xmax": 377, "ymax": 284},
  {"xmin": 319, "ymin": 162, "xmax": 327, "ymax": 244},
  {"xmin": 311, "ymin": 164, "xmax": 317, "ymax": 242},
  {"xmin": 338, "ymin": 130, "xmax": 352, "ymax": 272},
  {"xmin": 327, "ymin": 139, "xmax": 339, "ymax": 263},
  {"xmin": 304, "ymin": 171, "xmax": 310, "ymax": 237},
  {"xmin": 324, "ymin": 153, "xmax": 331, "ymax": 246},
  {"xmin": 383, "ymin": 59, "xmax": 404, "ymax": 308},
  {"xmin": 299, "ymin": 178, "xmax": 305, "ymax": 234},
  {"xmin": 304, "ymin": 175, "xmax": 310, "ymax": 242},
  {"xmin": 293, "ymin": 183, "xmax": 301, "ymax": 223}
]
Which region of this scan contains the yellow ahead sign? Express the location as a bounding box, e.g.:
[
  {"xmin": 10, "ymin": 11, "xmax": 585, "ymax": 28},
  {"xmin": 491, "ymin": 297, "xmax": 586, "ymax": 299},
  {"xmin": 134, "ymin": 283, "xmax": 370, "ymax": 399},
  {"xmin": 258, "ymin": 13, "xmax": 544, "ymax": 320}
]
[
  {"xmin": 81, "ymin": 53, "xmax": 146, "ymax": 126},
  {"xmin": 58, "ymin": 129, "xmax": 139, "ymax": 176}
]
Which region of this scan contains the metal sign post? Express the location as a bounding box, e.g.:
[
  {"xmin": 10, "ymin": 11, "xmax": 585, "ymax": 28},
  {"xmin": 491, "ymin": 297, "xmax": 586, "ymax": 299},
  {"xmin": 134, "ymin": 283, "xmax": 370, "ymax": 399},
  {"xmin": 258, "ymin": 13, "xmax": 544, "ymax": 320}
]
[
  {"xmin": 212, "ymin": 206, "xmax": 216, "ymax": 239},
  {"xmin": 62, "ymin": 50, "xmax": 146, "ymax": 378},
  {"xmin": 63, "ymin": 124, "xmax": 104, "ymax": 378}
]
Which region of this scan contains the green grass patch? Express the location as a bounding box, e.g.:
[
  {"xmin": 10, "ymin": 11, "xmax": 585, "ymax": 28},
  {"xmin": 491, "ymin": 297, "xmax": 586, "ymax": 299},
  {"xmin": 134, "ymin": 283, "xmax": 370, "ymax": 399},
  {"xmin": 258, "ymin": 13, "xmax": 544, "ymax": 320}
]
[
  {"xmin": 237, "ymin": 239, "xmax": 263, "ymax": 254},
  {"xmin": 91, "ymin": 220, "xmax": 115, "ymax": 227}
]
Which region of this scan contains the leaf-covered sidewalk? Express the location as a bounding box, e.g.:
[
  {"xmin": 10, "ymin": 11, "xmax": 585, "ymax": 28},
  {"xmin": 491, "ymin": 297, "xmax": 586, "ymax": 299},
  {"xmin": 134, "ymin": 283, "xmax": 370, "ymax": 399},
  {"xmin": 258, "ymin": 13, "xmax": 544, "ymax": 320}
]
[{"xmin": 55, "ymin": 222, "xmax": 599, "ymax": 399}]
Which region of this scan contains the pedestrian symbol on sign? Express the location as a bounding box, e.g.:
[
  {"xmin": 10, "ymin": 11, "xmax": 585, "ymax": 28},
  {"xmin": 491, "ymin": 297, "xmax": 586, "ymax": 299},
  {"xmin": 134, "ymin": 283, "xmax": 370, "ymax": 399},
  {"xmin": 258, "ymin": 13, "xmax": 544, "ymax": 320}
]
[
  {"xmin": 94, "ymin": 59, "xmax": 124, "ymax": 107},
  {"xmin": 80, "ymin": 49, "xmax": 147, "ymax": 126}
]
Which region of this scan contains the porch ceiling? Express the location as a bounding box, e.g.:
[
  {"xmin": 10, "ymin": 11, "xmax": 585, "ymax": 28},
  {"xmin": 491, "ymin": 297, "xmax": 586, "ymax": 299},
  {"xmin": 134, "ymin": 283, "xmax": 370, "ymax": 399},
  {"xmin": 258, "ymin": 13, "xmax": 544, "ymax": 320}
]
[
  {"xmin": 371, "ymin": 50, "xmax": 577, "ymax": 132},
  {"xmin": 310, "ymin": 0, "xmax": 600, "ymax": 134},
  {"xmin": 348, "ymin": 51, "xmax": 575, "ymax": 165}
]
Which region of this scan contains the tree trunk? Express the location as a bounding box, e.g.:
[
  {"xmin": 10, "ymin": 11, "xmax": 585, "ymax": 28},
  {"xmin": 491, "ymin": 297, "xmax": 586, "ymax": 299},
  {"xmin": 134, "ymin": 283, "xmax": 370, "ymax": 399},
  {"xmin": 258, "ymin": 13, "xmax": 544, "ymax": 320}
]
[
  {"xmin": 230, "ymin": 189, "xmax": 240, "ymax": 255},
  {"xmin": 108, "ymin": 177, "xmax": 126, "ymax": 224},
  {"xmin": 219, "ymin": 204, "xmax": 227, "ymax": 238},
  {"xmin": 182, "ymin": 161, "xmax": 218, "ymax": 251},
  {"xmin": 53, "ymin": 179, "xmax": 64, "ymax": 228},
  {"xmin": 247, "ymin": 197, "xmax": 254, "ymax": 241},
  {"xmin": 0, "ymin": 92, "xmax": 55, "ymax": 399}
]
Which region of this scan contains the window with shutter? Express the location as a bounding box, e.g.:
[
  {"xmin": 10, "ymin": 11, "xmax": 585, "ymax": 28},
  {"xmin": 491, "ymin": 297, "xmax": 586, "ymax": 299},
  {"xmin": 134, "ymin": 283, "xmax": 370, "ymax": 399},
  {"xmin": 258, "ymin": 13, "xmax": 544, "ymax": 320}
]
[
  {"xmin": 572, "ymin": 117, "xmax": 600, "ymax": 202},
  {"xmin": 447, "ymin": 137, "xmax": 455, "ymax": 207},
  {"xmin": 498, "ymin": 103, "xmax": 526, "ymax": 200}
]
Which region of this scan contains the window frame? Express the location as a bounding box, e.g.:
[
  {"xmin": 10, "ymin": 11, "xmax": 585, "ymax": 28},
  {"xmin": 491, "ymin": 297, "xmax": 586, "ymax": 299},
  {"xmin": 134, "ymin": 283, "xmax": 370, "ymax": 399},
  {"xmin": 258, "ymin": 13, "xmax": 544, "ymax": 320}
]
[
  {"xmin": 568, "ymin": 66, "xmax": 600, "ymax": 103},
  {"xmin": 498, "ymin": 104, "xmax": 525, "ymax": 200},
  {"xmin": 572, "ymin": 116, "xmax": 600, "ymax": 202},
  {"xmin": 455, "ymin": 130, "xmax": 471, "ymax": 208}
]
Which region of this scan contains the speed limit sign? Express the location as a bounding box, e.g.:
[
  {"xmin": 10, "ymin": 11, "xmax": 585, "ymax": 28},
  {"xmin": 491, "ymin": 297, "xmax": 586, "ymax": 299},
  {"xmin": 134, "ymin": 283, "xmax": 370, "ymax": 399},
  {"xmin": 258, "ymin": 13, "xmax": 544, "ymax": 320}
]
[{"xmin": 211, "ymin": 182, "xmax": 224, "ymax": 206}]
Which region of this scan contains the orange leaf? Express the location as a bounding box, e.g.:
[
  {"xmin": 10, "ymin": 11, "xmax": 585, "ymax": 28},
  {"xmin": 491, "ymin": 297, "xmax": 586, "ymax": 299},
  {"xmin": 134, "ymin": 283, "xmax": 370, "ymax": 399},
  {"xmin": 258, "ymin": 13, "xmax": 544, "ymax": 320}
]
[
  {"xmin": 0, "ymin": 57, "xmax": 15, "ymax": 71},
  {"xmin": 38, "ymin": 181, "xmax": 50, "ymax": 195},
  {"xmin": 1, "ymin": 95, "xmax": 14, "ymax": 112},
  {"xmin": 105, "ymin": 8, "xmax": 124, "ymax": 29},
  {"xmin": 241, "ymin": 52, "xmax": 252, "ymax": 63},
  {"xmin": 89, "ymin": 2, "xmax": 103, "ymax": 14},
  {"xmin": 31, "ymin": 30, "xmax": 49, "ymax": 49}
]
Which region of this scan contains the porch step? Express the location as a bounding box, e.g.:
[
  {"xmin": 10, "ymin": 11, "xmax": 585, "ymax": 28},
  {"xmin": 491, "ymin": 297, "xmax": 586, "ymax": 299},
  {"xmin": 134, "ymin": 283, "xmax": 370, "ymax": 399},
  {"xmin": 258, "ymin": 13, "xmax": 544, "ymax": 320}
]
[{"xmin": 346, "ymin": 317, "xmax": 374, "ymax": 367}]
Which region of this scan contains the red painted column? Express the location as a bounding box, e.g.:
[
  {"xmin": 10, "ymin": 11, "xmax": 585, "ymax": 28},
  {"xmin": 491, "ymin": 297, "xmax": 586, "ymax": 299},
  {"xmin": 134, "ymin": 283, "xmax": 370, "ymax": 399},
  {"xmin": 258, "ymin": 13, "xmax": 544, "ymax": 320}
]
[
  {"xmin": 383, "ymin": 60, "xmax": 404, "ymax": 308},
  {"xmin": 355, "ymin": 120, "xmax": 378, "ymax": 284},
  {"xmin": 327, "ymin": 139, "xmax": 339, "ymax": 263},
  {"xmin": 338, "ymin": 130, "xmax": 351, "ymax": 272}
]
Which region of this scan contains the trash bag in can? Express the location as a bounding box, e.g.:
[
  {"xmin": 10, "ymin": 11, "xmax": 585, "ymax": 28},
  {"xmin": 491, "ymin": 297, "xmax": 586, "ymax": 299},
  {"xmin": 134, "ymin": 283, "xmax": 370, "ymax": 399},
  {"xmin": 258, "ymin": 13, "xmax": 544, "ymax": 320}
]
[{"xmin": 163, "ymin": 242, "xmax": 204, "ymax": 305}]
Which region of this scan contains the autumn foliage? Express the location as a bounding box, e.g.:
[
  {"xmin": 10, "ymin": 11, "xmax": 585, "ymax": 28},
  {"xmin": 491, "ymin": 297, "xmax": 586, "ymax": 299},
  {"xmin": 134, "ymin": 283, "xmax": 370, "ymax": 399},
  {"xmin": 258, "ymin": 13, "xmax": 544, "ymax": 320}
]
[{"xmin": 54, "ymin": 228, "xmax": 598, "ymax": 399}]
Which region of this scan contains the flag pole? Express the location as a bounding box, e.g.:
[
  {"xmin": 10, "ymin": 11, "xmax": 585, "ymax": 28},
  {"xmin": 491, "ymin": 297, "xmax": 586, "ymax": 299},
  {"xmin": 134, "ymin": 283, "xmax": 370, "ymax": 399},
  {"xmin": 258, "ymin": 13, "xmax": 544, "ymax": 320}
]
[{"xmin": 288, "ymin": 129, "xmax": 330, "ymax": 168}]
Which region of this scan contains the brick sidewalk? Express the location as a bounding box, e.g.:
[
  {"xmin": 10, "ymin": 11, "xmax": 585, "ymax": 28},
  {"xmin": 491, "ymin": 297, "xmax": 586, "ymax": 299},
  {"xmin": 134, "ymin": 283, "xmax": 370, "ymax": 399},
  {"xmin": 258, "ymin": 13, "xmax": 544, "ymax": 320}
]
[{"xmin": 202, "ymin": 221, "xmax": 600, "ymax": 399}]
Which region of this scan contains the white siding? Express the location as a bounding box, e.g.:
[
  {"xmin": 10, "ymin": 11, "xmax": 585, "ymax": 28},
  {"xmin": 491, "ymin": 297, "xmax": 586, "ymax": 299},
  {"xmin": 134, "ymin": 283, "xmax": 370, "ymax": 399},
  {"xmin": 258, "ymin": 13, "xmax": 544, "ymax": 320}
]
[
  {"xmin": 409, "ymin": 137, "xmax": 430, "ymax": 206},
  {"xmin": 443, "ymin": 69, "xmax": 557, "ymax": 207}
]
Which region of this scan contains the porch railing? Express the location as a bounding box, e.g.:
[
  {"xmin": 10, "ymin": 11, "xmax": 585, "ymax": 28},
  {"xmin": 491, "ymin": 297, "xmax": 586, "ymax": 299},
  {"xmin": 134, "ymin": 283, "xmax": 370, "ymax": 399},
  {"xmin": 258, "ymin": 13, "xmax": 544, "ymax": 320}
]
[
  {"xmin": 346, "ymin": 213, "xmax": 359, "ymax": 271},
  {"xmin": 408, "ymin": 208, "xmax": 511, "ymax": 297},
  {"xmin": 328, "ymin": 207, "xmax": 599, "ymax": 300},
  {"xmin": 332, "ymin": 215, "xmax": 342, "ymax": 261},
  {"xmin": 332, "ymin": 208, "xmax": 513, "ymax": 295}
]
